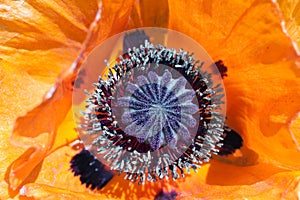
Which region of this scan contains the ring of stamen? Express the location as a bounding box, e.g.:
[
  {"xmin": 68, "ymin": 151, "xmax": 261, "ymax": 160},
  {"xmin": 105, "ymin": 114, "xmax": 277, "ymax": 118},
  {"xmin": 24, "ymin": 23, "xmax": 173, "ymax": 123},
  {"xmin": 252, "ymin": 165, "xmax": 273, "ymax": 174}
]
[{"xmin": 73, "ymin": 28, "xmax": 226, "ymax": 184}]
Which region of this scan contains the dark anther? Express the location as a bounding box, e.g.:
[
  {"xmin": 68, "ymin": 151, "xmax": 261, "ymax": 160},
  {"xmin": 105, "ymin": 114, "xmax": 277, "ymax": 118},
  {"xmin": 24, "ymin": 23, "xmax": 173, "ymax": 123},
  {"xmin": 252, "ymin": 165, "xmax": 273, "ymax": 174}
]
[
  {"xmin": 154, "ymin": 190, "xmax": 178, "ymax": 200},
  {"xmin": 214, "ymin": 60, "xmax": 228, "ymax": 79},
  {"xmin": 70, "ymin": 149, "xmax": 114, "ymax": 190},
  {"xmin": 218, "ymin": 127, "xmax": 243, "ymax": 156}
]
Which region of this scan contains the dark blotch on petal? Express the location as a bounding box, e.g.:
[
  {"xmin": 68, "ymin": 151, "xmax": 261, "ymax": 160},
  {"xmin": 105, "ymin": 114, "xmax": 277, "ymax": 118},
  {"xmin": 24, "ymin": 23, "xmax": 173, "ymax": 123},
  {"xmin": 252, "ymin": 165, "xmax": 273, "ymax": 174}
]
[
  {"xmin": 214, "ymin": 60, "xmax": 228, "ymax": 79},
  {"xmin": 73, "ymin": 69, "xmax": 86, "ymax": 89},
  {"xmin": 154, "ymin": 190, "xmax": 178, "ymax": 200},
  {"xmin": 123, "ymin": 30, "xmax": 150, "ymax": 53},
  {"xmin": 70, "ymin": 149, "xmax": 114, "ymax": 190},
  {"xmin": 218, "ymin": 127, "xmax": 243, "ymax": 156}
]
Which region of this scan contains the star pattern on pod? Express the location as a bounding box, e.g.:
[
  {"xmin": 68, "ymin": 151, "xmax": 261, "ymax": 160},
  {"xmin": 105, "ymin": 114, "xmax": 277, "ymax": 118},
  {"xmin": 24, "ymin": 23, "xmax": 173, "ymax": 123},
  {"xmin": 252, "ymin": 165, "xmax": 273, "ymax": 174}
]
[{"xmin": 117, "ymin": 70, "xmax": 198, "ymax": 150}]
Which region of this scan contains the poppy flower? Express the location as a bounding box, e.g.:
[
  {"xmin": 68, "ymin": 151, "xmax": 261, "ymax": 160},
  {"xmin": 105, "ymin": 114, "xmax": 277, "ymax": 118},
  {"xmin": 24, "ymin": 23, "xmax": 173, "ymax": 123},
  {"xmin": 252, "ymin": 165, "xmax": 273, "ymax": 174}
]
[{"xmin": 1, "ymin": 0, "xmax": 300, "ymax": 199}]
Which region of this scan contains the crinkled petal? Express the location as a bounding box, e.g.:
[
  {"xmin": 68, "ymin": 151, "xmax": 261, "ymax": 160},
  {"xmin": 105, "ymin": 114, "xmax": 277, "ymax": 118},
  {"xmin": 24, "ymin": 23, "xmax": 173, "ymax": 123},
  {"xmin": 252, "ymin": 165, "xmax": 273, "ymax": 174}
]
[
  {"xmin": 1, "ymin": 0, "xmax": 300, "ymax": 199},
  {"xmin": 2, "ymin": 0, "xmax": 134, "ymax": 197},
  {"xmin": 0, "ymin": 0, "xmax": 98, "ymax": 83},
  {"xmin": 169, "ymin": 0, "xmax": 300, "ymax": 169},
  {"xmin": 277, "ymin": 0, "xmax": 300, "ymax": 49}
]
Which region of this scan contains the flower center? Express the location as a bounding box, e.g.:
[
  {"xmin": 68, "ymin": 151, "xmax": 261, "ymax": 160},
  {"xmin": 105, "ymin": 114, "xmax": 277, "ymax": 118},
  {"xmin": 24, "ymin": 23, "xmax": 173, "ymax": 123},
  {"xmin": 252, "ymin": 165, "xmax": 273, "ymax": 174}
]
[{"xmin": 73, "ymin": 29, "xmax": 226, "ymax": 185}]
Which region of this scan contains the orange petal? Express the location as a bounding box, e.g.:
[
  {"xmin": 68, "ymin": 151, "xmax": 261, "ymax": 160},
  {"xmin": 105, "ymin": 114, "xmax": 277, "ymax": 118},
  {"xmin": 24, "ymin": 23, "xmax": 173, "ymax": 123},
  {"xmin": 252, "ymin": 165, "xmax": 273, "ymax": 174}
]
[
  {"xmin": 0, "ymin": 2, "xmax": 101, "ymax": 194},
  {"xmin": 139, "ymin": 0, "xmax": 169, "ymax": 27},
  {"xmin": 289, "ymin": 112, "xmax": 300, "ymax": 151},
  {"xmin": 277, "ymin": 0, "xmax": 300, "ymax": 49},
  {"xmin": 11, "ymin": 68, "xmax": 74, "ymax": 147},
  {"xmin": 127, "ymin": 0, "xmax": 169, "ymax": 39},
  {"xmin": 0, "ymin": 4, "xmax": 99, "ymax": 188},
  {"xmin": 3, "ymin": 0, "xmax": 299, "ymax": 199},
  {"xmin": 20, "ymin": 143, "xmax": 299, "ymax": 199},
  {"xmin": 19, "ymin": 183, "xmax": 111, "ymax": 200},
  {"xmin": 7, "ymin": 66, "xmax": 76, "ymax": 192},
  {"xmin": 0, "ymin": 66, "xmax": 48, "ymax": 199},
  {"xmin": 31, "ymin": 145, "xmax": 164, "ymax": 199},
  {"xmin": 10, "ymin": 0, "xmax": 136, "ymax": 147},
  {"xmin": 4, "ymin": 0, "xmax": 135, "ymax": 197},
  {"xmin": 183, "ymin": 171, "xmax": 300, "ymax": 199},
  {"xmin": 127, "ymin": 0, "xmax": 143, "ymax": 28},
  {"xmin": 91, "ymin": 0, "xmax": 135, "ymax": 47},
  {"xmin": 0, "ymin": 0, "xmax": 98, "ymax": 84},
  {"xmin": 8, "ymin": 146, "xmax": 47, "ymax": 191},
  {"xmin": 53, "ymin": 109, "xmax": 79, "ymax": 150},
  {"xmin": 1, "ymin": 2, "xmax": 99, "ymax": 188},
  {"xmin": 169, "ymin": 0, "xmax": 300, "ymax": 168}
]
